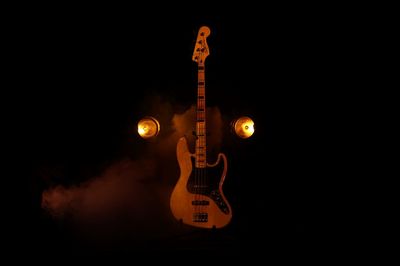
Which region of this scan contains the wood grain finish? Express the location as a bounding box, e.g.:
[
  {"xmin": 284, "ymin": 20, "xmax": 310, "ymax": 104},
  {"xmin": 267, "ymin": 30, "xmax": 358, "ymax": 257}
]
[{"xmin": 170, "ymin": 137, "xmax": 232, "ymax": 228}]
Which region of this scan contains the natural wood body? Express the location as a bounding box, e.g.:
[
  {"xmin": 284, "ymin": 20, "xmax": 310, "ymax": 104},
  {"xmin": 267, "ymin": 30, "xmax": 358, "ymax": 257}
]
[{"xmin": 170, "ymin": 137, "xmax": 232, "ymax": 228}]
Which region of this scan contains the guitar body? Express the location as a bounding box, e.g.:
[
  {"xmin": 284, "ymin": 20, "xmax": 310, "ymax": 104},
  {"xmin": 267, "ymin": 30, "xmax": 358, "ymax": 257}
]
[{"xmin": 170, "ymin": 137, "xmax": 232, "ymax": 228}]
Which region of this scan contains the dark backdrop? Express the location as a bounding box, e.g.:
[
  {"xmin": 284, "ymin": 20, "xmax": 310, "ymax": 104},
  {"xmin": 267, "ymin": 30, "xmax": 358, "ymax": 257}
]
[{"xmin": 6, "ymin": 7, "xmax": 356, "ymax": 261}]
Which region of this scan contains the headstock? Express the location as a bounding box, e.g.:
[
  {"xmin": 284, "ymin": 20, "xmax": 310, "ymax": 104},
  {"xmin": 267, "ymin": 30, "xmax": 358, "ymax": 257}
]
[{"xmin": 192, "ymin": 26, "xmax": 210, "ymax": 65}]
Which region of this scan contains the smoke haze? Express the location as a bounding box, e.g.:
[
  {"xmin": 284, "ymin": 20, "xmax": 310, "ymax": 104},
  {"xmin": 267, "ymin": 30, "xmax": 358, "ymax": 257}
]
[{"xmin": 41, "ymin": 99, "xmax": 224, "ymax": 242}]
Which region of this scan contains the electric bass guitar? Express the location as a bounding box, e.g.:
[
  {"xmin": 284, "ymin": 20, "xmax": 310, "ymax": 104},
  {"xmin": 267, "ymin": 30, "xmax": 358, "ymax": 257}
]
[{"xmin": 170, "ymin": 26, "xmax": 232, "ymax": 228}]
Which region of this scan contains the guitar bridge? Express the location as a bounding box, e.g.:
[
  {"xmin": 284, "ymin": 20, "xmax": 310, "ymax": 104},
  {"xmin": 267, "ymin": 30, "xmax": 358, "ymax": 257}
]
[{"xmin": 193, "ymin": 212, "xmax": 208, "ymax": 222}]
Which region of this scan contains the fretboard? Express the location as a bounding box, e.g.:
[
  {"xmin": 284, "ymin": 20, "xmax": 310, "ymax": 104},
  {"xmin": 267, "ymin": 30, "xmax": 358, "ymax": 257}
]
[{"xmin": 196, "ymin": 64, "xmax": 206, "ymax": 168}]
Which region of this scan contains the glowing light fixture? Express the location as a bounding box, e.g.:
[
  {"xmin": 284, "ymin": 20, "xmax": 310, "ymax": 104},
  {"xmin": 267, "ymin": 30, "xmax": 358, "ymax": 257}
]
[
  {"xmin": 232, "ymin": 116, "xmax": 255, "ymax": 139},
  {"xmin": 137, "ymin": 116, "xmax": 160, "ymax": 139}
]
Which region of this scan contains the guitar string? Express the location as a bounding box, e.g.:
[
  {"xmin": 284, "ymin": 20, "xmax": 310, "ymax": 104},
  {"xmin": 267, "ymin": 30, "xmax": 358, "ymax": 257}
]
[
  {"xmin": 195, "ymin": 36, "xmax": 207, "ymax": 222},
  {"xmin": 200, "ymin": 62, "xmax": 206, "ymax": 218},
  {"xmin": 196, "ymin": 62, "xmax": 201, "ymax": 217},
  {"xmin": 200, "ymin": 62, "xmax": 205, "ymax": 218},
  {"xmin": 202, "ymin": 43, "xmax": 208, "ymax": 219},
  {"xmin": 202, "ymin": 63, "xmax": 206, "ymax": 218}
]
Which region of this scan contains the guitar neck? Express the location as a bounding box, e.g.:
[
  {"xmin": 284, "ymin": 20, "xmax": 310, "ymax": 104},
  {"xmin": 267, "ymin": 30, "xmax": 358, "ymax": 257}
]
[{"xmin": 196, "ymin": 64, "xmax": 206, "ymax": 168}]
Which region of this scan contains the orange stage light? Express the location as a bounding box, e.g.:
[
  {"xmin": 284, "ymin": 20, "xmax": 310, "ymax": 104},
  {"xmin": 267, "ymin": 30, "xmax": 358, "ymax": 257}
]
[
  {"xmin": 137, "ymin": 117, "xmax": 160, "ymax": 139},
  {"xmin": 232, "ymin": 116, "xmax": 255, "ymax": 139}
]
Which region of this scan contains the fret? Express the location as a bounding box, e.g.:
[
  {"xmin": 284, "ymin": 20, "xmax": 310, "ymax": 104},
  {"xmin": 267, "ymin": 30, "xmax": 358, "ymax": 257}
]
[
  {"xmin": 197, "ymin": 144, "xmax": 205, "ymax": 149},
  {"xmin": 197, "ymin": 139, "xmax": 206, "ymax": 146},
  {"xmin": 197, "ymin": 139, "xmax": 205, "ymax": 144},
  {"xmin": 196, "ymin": 122, "xmax": 205, "ymax": 132}
]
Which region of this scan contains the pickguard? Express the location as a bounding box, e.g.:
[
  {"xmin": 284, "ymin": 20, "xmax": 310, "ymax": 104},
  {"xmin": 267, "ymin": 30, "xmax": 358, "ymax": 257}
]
[{"xmin": 186, "ymin": 157, "xmax": 230, "ymax": 214}]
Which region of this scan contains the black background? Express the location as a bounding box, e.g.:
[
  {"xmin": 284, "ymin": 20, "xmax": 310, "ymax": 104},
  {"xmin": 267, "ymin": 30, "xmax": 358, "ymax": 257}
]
[{"xmin": 5, "ymin": 5, "xmax": 362, "ymax": 261}]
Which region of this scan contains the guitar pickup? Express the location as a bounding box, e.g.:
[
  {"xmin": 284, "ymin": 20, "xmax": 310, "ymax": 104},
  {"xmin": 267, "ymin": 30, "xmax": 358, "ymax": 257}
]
[
  {"xmin": 193, "ymin": 212, "xmax": 208, "ymax": 222},
  {"xmin": 192, "ymin": 200, "xmax": 209, "ymax": 206}
]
